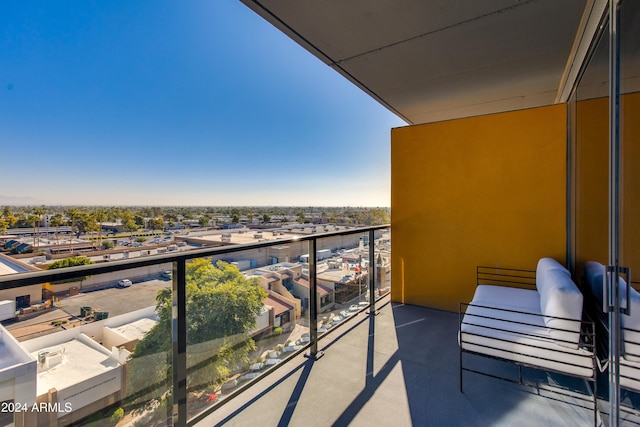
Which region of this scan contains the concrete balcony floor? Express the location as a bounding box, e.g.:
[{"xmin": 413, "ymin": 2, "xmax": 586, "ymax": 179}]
[{"xmin": 198, "ymin": 297, "xmax": 601, "ymax": 426}]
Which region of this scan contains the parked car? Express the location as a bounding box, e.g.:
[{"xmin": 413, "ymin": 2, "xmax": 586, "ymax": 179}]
[
  {"xmin": 282, "ymin": 345, "xmax": 303, "ymax": 353},
  {"xmin": 117, "ymin": 279, "xmax": 132, "ymax": 288},
  {"xmin": 238, "ymin": 372, "xmax": 261, "ymax": 382},
  {"xmin": 249, "ymin": 362, "xmax": 264, "ymax": 371},
  {"xmin": 268, "ymin": 350, "xmax": 282, "ymax": 359},
  {"xmin": 221, "ymin": 379, "xmax": 239, "ymax": 393},
  {"xmin": 161, "ymin": 270, "xmax": 172, "ymax": 280},
  {"xmin": 264, "ymin": 358, "xmax": 281, "ymax": 367},
  {"xmin": 348, "ymin": 304, "xmax": 360, "ymax": 312}
]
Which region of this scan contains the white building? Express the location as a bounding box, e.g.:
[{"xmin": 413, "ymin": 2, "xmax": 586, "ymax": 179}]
[{"xmin": 0, "ymin": 325, "xmax": 37, "ymax": 427}]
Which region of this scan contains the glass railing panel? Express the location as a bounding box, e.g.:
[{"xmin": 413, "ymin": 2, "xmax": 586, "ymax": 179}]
[
  {"xmin": 0, "ymin": 224, "xmax": 389, "ymax": 425},
  {"xmin": 185, "ymin": 245, "xmax": 310, "ymax": 422},
  {"xmin": 0, "ymin": 265, "xmax": 171, "ymax": 427},
  {"xmin": 376, "ymin": 227, "xmax": 392, "ymax": 300},
  {"xmin": 313, "ymin": 232, "xmax": 373, "ymax": 335}
]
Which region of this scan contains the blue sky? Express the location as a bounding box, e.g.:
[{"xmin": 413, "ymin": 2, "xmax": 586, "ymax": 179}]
[{"xmin": 0, "ymin": 1, "xmax": 405, "ymax": 206}]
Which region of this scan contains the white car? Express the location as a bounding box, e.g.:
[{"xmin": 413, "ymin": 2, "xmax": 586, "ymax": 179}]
[
  {"xmin": 249, "ymin": 362, "xmax": 264, "ymax": 371},
  {"xmin": 282, "ymin": 345, "xmax": 303, "ymax": 353},
  {"xmin": 238, "ymin": 372, "xmax": 261, "ymax": 382},
  {"xmin": 117, "ymin": 279, "xmax": 132, "ymax": 288}
]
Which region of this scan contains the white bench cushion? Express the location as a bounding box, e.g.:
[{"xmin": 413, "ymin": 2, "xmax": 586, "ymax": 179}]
[
  {"xmin": 536, "ymin": 257, "xmax": 570, "ymax": 280},
  {"xmin": 537, "ymin": 267, "xmax": 583, "ymax": 349},
  {"xmin": 621, "ymin": 359, "xmax": 640, "ymax": 392},
  {"xmin": 461, "ymin": 285, "xmax": 593, "ymax": 378}
]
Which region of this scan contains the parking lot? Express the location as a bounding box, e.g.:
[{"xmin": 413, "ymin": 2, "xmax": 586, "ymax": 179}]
[{"xmin": 59, "ymin": 278, "xmax": 170, "ymax": 318}]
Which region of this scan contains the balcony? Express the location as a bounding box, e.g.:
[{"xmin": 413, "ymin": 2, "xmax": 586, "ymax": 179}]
[{"xmin": 3, "ymin": 223, "xmax": 635, "ymax": 427}]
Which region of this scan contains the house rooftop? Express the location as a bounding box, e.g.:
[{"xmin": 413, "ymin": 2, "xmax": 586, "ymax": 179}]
[
  {"xmin": 0, "ymin": 254, "xmax": 34, "ymax": 276},
  {"xmin": 264, "ymin": 294, "xmax": 294, "ymax": 317},
  {"xmin": 107, "ymin": 317, "xmax": 157, "ymax": 342},
  {"xmin": 29, "ymin": 335, "xmax": 120, "ymax": 396},
  {"xmin": 0, "ymin": 326, "xmax": 35, "ymax": 370},
  {"xmin": 295, "ymin": 277, "xmax": 332, "ymax": 297}
]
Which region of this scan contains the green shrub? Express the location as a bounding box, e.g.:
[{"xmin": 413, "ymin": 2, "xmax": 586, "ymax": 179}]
[
  {"xmin": 102, "ymin": 240, "xmax": 115, "ymax": 250},
  {"xmin": 273, "ymin": 327, "xmax": 282, "ymax": 336},
  {"xmin": 109, "ymin": 407, "xmax": 124, "ymax": 424}
]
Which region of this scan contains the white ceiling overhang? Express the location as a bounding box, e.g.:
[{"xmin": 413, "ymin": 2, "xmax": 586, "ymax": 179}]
[{"xmin": 240, "ymin": 0, "xmax": 607, "ymax": 124}]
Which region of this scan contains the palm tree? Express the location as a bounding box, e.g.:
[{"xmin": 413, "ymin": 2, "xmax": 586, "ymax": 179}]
[
  {"xmin": 50, "ymin": 213, "xmax": 63, "ymax": 253},
  {"xmin": 85, "ymin": 213, "xmax": 99, "ymax": 249},
  {"xmin": 65, "ymin": 208, "xmax": 81, "ymax": 252},
  {"xmin": 31, "ymin": 207, "xmax": 46, "ymax": 249},
  {"xmin": 27, "ymin": 214, "xmax": 39, "ymax": 247},
  {"xmin": 94, "ymin": 209, "xmax": 108, "ymax": 248}
]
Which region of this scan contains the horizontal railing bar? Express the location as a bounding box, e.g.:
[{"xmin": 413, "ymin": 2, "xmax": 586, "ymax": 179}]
[{"xmin": 0, "ymin": 224, "xmax": 389, "ymax": 289}]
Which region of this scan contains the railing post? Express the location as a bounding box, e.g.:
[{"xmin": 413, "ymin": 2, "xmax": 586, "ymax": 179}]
[
  {"xmin": 368, "ymin": 229, "xmax": 378, "ymax": 315},
  {"xmin": 608, "ymin": 1, "xmax": 622, "ymax": 425},
  {"xmin": 172, "ymin": 259, "xmax": 187, "ymax": 426},
  {"xmin": 305, "ymin": 237, "xmax": 324, "ymax": 360}
]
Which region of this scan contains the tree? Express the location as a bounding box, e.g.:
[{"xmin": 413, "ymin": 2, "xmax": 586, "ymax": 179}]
[
  {"xmin": 134, "ymin": 214, "xmax": 145, "ymax": 228},
  {"xmin": 46, "ymin": 256, "xmax": 95, "ymax": 287},
  {"xmin": 94, "ymin": 209, "xmax": 108, "ymax": 248},
  {"xmin": 198, "ymin": 215, "xmax": 210, "ymax": 228},
  {"xmin": 31, "ymin": 207, "xmax": 46, "ymax": 249},
  {"xmin": 65, "ymin": 208, "xmax": 82, "ymax": 251},
  {"xmin": 363, "ymin": 208, "xmax": 390, "ymax": 226},
  {"xmin": 121, "ymin": 210, "xmax": 139, "ymax": 241},
  {"xmin": 0, "ymin": 207, "xmax": 18, "ymax": 235},
  {"xmin": 148, "ymin": 217, "xmax": 164, "ymax": 231},
  {"xmin": 27, "ymin": 213, "xmax": 39, "ymax": 247},
  {"xmin": 127, "ymin": 260, "xmax": 267, "ymax": 412},
  {"xmin": 49, "ymin": 213, "xmax": 64, "ymax": 253},
  {"xmin": 83, "ymin": 214, "xmax": 100, "ymax": 248}
]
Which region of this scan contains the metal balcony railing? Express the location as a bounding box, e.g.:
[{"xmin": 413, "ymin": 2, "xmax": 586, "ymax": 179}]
[{"xmin": 0, "ymin": 224, "xmax": 390, "ymax": 426}]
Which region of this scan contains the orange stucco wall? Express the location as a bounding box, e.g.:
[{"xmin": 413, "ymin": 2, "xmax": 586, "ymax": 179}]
[
  {"xmin": 574, "ymin": 92, "xmax": 640, "ymax": 281},
  {"xmin": 574, "ymin": 97, "xmax": 608, "ymax": 273},
  {"xmin": 622, "ymin": 93, "xmax": 640, "ymax": 282},
  {"xmin": 391, "ymin": 105, "xmax": 567, "ymax": 311}
]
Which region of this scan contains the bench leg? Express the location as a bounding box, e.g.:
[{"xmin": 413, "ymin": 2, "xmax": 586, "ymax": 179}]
[
  {"xmin": 593, "ymin": 377, "xmax": 598, "ymax": 427},
  {"xmin": 460, "ymin": 347, "xmax": 464, "ymax": 393},
  {"xmin": 518, "ymin": 365, "xmax": 523, "ymax": 385}
]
